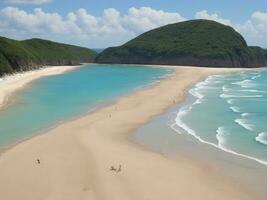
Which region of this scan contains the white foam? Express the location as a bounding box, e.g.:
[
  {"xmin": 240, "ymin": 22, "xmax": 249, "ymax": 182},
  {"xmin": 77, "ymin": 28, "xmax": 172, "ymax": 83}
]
[
  {"xmin": 214, "ymin": 127, "xmax": 267, "ymax": 165},
  {"xmin": 189, "ymin": 75, "xmax": 223, "ymax": 100},
  {"xmin": 227, "ymin": 99, "xmax": 235, "ymax": 105},
  {"xmin": 216, "ymin": 127, "xmax": 228, "ymax": 147},
  {"xmin": 241, "ymin": 113, "xmax": 250, "ymax": 117},
  {"xmin": 175, "ymin": 106, "xmax": 219, "ymax": 148},
  {"xmin": 171, "ymin": 72, "xmax": 267, "ymax": 166},
  {"xmin": 222, "ymin": 85, "xmax": 230, "ymax": 92},
  {"xmin": 233, "ymin": 79, "xmax": 251, "ymax": 85},
  {"xmin": 173, "ymin": 109, "xmax": 267, "ymax": 166},
  {"xmin": 170, "ymin": 123, "xmax": 183, "ymax": 135},
  {"xmin": 230, "ymin": 106, "xmax": 241, "ymax": 113},
  {"xmin": 235, "ymin": 118, "xmax": 254, "ymax": 131},
  {"xmin": 242, "ymin": 89, "xmax": 264, "ymax": 93},
  {"xmin": 255, "ymin": 132, "xmax": 267, "ymax": 145},
  {"xmin": 189, "ymin": 88, "xmax": 204, "ymax": 99},
  {"xmin": 232, "ymin": 79, "xmax": 256, "ymax": 88},
  {"xmin": 220, "ymin": 94, "xmax": 263, "ymax": 98},
  {"xmin": 225, "ymin": 88, "xmax": 267, "ymax": 93},
  {"xmin": 251, "ymin": 74, "xmax": 261, "ymax": 80},
  {"xmin": 212, "ymin": 74, "xmax": 224, "ymax": 78}
]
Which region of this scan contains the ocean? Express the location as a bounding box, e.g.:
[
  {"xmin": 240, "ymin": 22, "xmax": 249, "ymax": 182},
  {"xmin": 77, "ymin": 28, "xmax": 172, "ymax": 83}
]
[
  {"xmin": 0, "ymin": 64, "xmax": 172, "ymax": 147},
  {"xmin": 133, "ymin": 69, "xmax": 267, "ymax": 195},
  {"xmin": 173, "ymin": 69, "xmax": 267, "ymax": 165},
  {"xmin": 134, "ymin": 68, "xmax": 267, "ymax": 167}
]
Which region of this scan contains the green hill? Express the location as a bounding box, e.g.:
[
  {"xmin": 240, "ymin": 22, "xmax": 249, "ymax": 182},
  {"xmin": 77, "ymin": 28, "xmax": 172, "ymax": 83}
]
[
  {"xmin": 96, "ymin": 19, "xmax": 267, "ymax": 67},
  {"xmin": 0, "ymin": 37, "xmax": 97, "ymax": 76}
]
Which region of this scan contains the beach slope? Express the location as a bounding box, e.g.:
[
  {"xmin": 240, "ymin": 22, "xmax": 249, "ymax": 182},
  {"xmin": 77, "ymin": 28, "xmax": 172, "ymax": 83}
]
[{"xmin": 0, "ymin": 66, "xmax": 254, "ymax": 200}]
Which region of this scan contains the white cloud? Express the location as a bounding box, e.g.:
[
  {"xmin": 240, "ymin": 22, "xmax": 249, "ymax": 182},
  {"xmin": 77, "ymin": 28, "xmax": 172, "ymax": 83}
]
[
  {"xmin": 0, "ymin": 7, "xmax": 77, "ymax": 34},
  {"xmin": 195, "ymin": 10, "xmax": 267, "ymax": 47},
  {"xmin": 3, "ymin": 0, "xmax": 52, "ymax": 4},
  {"xmin": 250, "ymin": 11, "xmax": 267, "ymax": 34},
  {"xmin": 0, "ymin": 7, "xmax": 267, "ymax": 48},
  {"xmin": 195, "ymin": 10, "xmax": 232, "ymax": 26},
  {"xmin": 0, "ymin": 6, "xmax": 186, "ymax": 47},
  {"xmin": 236, "ymin": 11, "xmax": 267, "ymax": 46},
  {"xmin": 252, "ymin": 11, "xmax": 267, "ymax": 23},
  {"xmin": 122, "ymin": 7, "xmax": 186, "ymax": 33}
]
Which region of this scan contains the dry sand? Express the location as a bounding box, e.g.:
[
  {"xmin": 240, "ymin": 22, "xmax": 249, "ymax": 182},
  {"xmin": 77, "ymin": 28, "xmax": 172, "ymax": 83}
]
[
  {"xmin": 0, "ymin": 66, "xmax": 257, "ymax": 200},
  {"xmin": 0, "ymin": 65, "xmax": 81, "ymax": 109}
]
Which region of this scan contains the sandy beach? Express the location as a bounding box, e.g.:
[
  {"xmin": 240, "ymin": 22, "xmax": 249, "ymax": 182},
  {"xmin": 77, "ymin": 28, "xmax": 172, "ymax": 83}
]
[
  {"xmin": 0, "ymin": 65, "xmax": 81, "ymax": 109},
  {"xmin": 0, "ymin": 66, "xmax": 257, "ymax": 200}
]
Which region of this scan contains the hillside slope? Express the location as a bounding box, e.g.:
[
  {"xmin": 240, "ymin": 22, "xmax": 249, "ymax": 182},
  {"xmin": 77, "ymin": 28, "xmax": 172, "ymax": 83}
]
[
  {"xmin": 96, "ymin": 20, "xmax": 267, "ymax": 68},
  {"xmin": 0, "ymin": 37, "xmax": 97, "ymax": 76}
]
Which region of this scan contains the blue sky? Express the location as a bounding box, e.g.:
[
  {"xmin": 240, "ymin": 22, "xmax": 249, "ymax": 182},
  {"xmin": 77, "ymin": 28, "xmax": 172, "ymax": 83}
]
[{"xmin": 0, "ymin": 0, "xmax": 267, "ymax": 48}]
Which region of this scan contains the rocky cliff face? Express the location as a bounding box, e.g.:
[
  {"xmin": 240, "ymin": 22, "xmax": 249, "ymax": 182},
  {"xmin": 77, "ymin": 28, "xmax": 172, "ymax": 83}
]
[{"xmin": 96, "ymin": 20, "xmax": 267, "ymax": 68}]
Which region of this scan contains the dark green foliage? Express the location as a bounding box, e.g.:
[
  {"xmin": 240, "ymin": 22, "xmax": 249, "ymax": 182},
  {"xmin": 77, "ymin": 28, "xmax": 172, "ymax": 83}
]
[
  {"xmin": 0, "ymin": 37, "xmax": 97, "ymax": 76},
  {"xmin": 96, "ymin": 19, "xmax": 267, "ymax": 67},
  {"xmin": 0, "ymin": 53, "xmax": 12, "ymax": 76}
]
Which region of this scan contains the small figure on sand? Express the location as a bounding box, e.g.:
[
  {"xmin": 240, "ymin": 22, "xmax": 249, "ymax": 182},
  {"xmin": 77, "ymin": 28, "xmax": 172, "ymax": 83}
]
[
  {"xmin": 117, "ymin": 164, "xmax": 121, "ymax": 172},
  {"xmin": 37, "ymin": 159, "xmax": 41, "ymax": 164},
  {"xmin": 110, "ymin": 164, "xmax": 122, "ymax": 173},
  {"xmin": 110, "ymin": 166, "xmax": 116, "ymax": 171}
]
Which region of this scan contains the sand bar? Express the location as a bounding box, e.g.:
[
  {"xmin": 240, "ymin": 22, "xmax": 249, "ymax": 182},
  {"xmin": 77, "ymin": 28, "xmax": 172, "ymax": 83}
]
[{"xmin": 0, "ymin": 66, "xmax": 257, "ymax": 200}]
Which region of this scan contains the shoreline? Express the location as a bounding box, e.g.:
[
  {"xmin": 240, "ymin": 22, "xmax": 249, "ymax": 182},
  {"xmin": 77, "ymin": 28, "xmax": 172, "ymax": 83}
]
[
  {"xmin": 0, "ymin": 65, "xmax": 83, "ymax": 110},
  {"xmin": 0, "ymin": 66, "xmax": 257, "ymax": 200},
  {"xmin": 173, "ymin": 69, "xmax": 267, "ymax": 166},
  {"xmin": 0, "ymin": 64, "xmax": 172, "ymax": 153},
  {"xmin": 132, "ymin": 94, "xmax": 267, "ymax": 199}
]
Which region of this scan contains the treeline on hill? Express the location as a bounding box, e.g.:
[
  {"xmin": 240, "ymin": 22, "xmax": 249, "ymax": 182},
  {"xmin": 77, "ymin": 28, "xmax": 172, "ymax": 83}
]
[
  {"xmin": 96, "ymin": 19, "xmax": 267, "ymax": 68},
  {"xmin": 0, "ymin": 37, "xmax": 97, "ymax": 76},
  {"xmin": 1, "ymin": 19, "xmax": 267, "ymax": 77}
]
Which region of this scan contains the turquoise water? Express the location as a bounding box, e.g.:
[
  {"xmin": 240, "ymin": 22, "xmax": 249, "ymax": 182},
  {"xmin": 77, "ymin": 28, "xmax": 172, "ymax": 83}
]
[
  {"xmin": 173, "ymin": 69, "xmax": 267, "ymax": 165},
  {"xmin": 0, "ymin": 64, "xmax": 172, "ymax": 147}
]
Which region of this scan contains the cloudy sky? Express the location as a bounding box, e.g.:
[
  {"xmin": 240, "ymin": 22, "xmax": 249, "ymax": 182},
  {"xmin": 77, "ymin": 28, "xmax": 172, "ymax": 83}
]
[{"xmin": 0, "ymin": 0, "xmax": 267, "ymax": 48}]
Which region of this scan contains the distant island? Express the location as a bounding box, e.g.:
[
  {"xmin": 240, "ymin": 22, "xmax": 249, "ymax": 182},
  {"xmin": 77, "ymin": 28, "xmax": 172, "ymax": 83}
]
[
  {"xmin": 96, "ymin": 19, "xmax": 267, "ymax": 68},
  {"xmin": 0, "ymin": 37, "xmax": 97, "ymax": 76}
]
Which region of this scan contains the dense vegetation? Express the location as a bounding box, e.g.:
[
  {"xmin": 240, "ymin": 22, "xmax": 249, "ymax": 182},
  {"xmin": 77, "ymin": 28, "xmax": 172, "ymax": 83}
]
[
  {"xmin": 96, "ymin": 19, "xmax": 267, "ymax": 67},
  {"xmin": 0, "ymin": 37, "xmax": 97, "ymax": 76}
]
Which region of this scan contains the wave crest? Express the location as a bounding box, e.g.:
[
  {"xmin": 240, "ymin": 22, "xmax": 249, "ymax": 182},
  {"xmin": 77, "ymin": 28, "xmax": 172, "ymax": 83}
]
[
  {"xmin": 235, "ymin": 119, "xmax": 254, "ymax": 131},
  {"xmin": 256, "ymin": 132, "xmax": 267, "ymax": 145}
]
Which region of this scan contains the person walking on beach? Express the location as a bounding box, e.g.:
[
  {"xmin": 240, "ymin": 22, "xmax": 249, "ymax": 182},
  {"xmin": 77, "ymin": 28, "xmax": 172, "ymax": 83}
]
[
  {"xmin": 117, "ymin": 164, "xmax": 122, "ymax": 172},
  {"xmin": 37, "ymin": 159, "xmax": 40, "ymax": 164}
]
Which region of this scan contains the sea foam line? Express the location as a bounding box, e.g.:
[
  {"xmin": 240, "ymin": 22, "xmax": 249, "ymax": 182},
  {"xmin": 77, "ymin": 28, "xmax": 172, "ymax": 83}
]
[
  {"xmin": 251, "ymin": 74, "xmax": 261, "ymax": 80},
  {"xmin": 174, "ymin": 105, "xmax": 267, "ymax": 166},
  {"xmin": 227, "ymin": 99, "xmax": 235, "ymax": 105},
  {"xmin": 241, "ymin": 113, "xmax": 250, "ymax": 117},
  {"xmin": 172, "ymin": 74, "xmax": 267, "ymax": 166},
  {"xmin": 223, "ymin": 88, "xmax": 267, "ymax": 93},
  {"xmin": 232, "ymin": 79, "xmax": 256, "ymax": 88},
  {"xmin": 220, "ymin": 94, "xmax": 263, "ymax": 98},
  {"xmin": 215, "ymin": 127, "xmax": 267, "ymax": 165},
  {"xmin": 234, "ymin": 118, "xmax": 254, "ymax": 131},
  {"xmin": 173, "ymin": 105, "xmax": 267, "ymax": 166},
  {"xmin": 255, "ymin": 132, "xmax": 267, "ymax": 145},
  {"xmin": 230, "ymin": 106, "xmax": 241, "ymax": 113}
]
